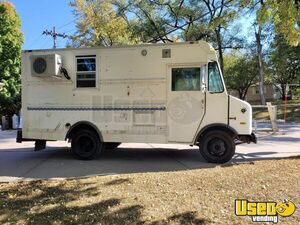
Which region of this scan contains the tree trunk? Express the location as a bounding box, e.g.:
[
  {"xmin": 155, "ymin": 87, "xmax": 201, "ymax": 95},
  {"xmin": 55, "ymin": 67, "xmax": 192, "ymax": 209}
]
[
  {"xmin": 255, "ymin": 25, "xmax": 266, "ymax": 105},
  {"xmin": 215, "ymin": 27, "xmax": 224, "ymax": 75},
  {"xmin": 239, "ymin": 91, "xmax": 244, "ymax": 100},
  {"xmin": 281, "ymin": 83, "xmax": 286, "ymax": 100}
]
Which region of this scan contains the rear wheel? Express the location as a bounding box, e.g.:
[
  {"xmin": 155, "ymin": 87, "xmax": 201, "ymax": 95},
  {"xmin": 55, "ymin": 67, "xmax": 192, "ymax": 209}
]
[
  {"xmin": 71, "ymin": 129, "xmax": 103, "ymax": 160},
  {"xmin": 199, "ymin": 130, "xmax": 235, "ymax": 163}
]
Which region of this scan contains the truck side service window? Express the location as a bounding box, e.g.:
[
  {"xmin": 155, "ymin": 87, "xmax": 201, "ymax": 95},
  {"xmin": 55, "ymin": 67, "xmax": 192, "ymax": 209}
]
[
  {"xmin": 172, "ymin": 67, "xmax": 200, "ymax": 91},
  {"xmin": 76, "ymin": 55, "xmax": 96, "ymax": 88},
  {"xmin": 208, "ymin": 61, "xmax": 224, "ymax": 93}
]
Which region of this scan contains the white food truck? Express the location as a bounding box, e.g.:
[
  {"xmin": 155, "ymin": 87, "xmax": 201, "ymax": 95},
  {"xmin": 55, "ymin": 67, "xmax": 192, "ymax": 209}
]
[{"xmin": 17, "ymin": 41, "xmax": 256, "ymax": 163}]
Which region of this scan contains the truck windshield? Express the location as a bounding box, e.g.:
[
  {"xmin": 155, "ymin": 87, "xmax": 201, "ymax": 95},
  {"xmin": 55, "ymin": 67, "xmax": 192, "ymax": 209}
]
[{"xmin": 208, "ymin": 61, "xmax": 224, "ymax": 93}]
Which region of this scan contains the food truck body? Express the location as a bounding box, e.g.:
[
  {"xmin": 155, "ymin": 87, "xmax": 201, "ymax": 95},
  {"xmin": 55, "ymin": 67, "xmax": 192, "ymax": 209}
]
[{"xmin": 18, "ymin": 41, "xmax": 256, "ymax": 163}]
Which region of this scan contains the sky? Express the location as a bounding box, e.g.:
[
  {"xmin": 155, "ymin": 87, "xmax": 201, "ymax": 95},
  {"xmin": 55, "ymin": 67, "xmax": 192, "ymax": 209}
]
[
  {"xmin": 7, "ymin": 0, "xmax": 255, "ymax": 51},
  {"xmin": 9, "ymin": 0, "xmax": 77, "ymax": 50}
]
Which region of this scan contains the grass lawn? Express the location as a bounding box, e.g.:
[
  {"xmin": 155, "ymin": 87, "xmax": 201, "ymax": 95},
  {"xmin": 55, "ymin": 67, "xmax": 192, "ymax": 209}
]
[
  {"xmin": 253, "ymin": 104, "xmax": 300, "ymax": 123},
  {"xmin": 252, "ymin": 98, "xmax": 300, "ymax": 123},
  {"xmin": 0, "ymin": 157, "xmax": 299, "ymax": 225}
]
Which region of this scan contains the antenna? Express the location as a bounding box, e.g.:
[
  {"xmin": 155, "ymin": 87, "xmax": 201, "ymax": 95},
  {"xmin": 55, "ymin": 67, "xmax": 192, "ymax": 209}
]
[{"xmin": 42, "ymin": 26, "xmax": 68, "ymax": 49}]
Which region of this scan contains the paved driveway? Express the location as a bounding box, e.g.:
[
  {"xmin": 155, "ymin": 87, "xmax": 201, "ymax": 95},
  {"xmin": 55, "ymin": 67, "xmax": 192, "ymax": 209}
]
[{"xmin": 0, "ymin": 124, "xmax": 300, "ymax": 182}]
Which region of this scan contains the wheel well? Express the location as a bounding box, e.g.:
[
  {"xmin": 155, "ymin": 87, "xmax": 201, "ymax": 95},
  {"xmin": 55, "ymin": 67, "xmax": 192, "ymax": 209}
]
[
  {"xmin": 65, "ymin": 121, "xmax": 103, "ymax": 142},
  {"xmin": 194, "ymin": 124, "xmax": 237, "ymax": 144}
]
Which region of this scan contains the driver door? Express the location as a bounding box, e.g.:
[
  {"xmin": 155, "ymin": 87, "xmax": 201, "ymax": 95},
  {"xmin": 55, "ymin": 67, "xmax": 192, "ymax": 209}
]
[{"xmin": 204, "ymin": 61, "xmax": 228, "ymax": 126}]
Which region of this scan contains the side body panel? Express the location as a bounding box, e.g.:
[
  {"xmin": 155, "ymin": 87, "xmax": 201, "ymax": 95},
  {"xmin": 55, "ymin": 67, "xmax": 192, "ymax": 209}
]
[
  {"xmin": 22, "ymin": 42, "xmax": 221, "ymax": 144},
  {"xmin": 228, "ymin": 96, "xmax": 252, "ymax": 135}
]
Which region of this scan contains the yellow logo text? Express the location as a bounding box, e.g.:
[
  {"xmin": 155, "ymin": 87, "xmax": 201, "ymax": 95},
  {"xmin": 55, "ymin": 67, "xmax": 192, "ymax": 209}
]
[{"xmin": 235, "ymin": 199, "xmax": 296, "ymax": 223}]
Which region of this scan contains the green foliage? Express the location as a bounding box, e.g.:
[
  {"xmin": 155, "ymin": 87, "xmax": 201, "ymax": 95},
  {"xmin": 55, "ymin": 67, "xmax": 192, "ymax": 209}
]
[
  {"xmin": 69, "ymin": 0, "xmax": 241, "ymax": 47},
  {"xmin": 125, "ymin": 0, "xmax": 175, "ymax": 43},
  {"xmin": 257, "ymin": 0, "xmax": 300, "ymax": 46},
  {"xmin": 224, "ymin": 52, "xmax": 257, "ymax": 99},
  {"xmin": 269, "ymin": 35, "xmax": 300, "ymax": 99},
  {"xmin": 0, "ymin": 2, "xmax": 23, "ymax": 116},
  {"xmin": 69, "ymin": 0, "xmax": 139, "ymax": 46},
  {"xmin": 122, "ymin": 0, "xmax": 241, "ymax": 73}
]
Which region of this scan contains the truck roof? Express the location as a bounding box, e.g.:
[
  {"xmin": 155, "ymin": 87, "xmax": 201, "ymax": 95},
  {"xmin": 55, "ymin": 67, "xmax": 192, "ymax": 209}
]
[{"xmin": 23, "ymin": 41, "xmax": 214, "ymax": 53}]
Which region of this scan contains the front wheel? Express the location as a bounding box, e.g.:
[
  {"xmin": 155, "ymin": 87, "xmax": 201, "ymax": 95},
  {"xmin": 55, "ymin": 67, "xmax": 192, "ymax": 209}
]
[
  {"xmin": 71, "ymin": 129, "xmax": 103, "ymax": 160},
  {"xmin": 199, "ymin": 130, "xmax": 235, "ymax": 163}
]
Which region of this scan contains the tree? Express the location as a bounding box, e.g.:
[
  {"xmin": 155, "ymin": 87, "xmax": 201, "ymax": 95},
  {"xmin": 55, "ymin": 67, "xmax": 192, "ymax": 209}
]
[
  {"xmin": 151, "ymin": 0, "xmax": 243, "ymax": 74},
  {"xmin": 69, "ymin": 0, "xmax": 138, "ymax": 47},
  {"xmin": 241, "ymin": 0, "xmax": 267, "ymax": 105},
  {"xmin": 114, "ymin": 0, "xmax": 195, "ymax": 43},
  {"xmin": 269, "ymin": 35, "xmax": 300, "ymax": 99},
  {"xmin": 70, "ymin": 0, "xmax": 244, "ymax": 75},
  {"xmin": 241, "ymin": 0, "xmax": 300, "ymax": 104},
  {"xmin": 254, "ymin": 20, "xmax": 266, "ymax": 105},
  {"xmin": 0, "ymin": 2, "xmax": 23, "ymax": 116},
  {"xmin": 257, "ymin": 0, "xmax": 300, "ymax": 46},
  {"xmin": 123, "ymin": 0, "xmax": 241, "ymax": 73},
  {"xmin": 201, "ymin": 0, "xmax": 240, "ymax": 74},
  {"xmin": 224, "ymin": 52, "xmax": 257, "ymax": 100}
]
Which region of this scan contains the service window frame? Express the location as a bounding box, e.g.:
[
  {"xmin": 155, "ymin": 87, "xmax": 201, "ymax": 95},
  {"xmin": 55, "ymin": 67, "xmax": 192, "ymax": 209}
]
[{"xmin": 75, "ymin": 55, "xmax": 98, "ymax": 89}]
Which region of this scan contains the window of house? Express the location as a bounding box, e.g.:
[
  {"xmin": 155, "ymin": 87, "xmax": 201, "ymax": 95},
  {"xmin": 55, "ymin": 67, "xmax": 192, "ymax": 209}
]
[
  {"xmin": 172, "ymin": 67, "xmax": 201, "ymax": 91},
  {"xmin": 76, "ymin": 55, "xmax": 96, "ymax": 88},
  {"xmin": 208, "ymin": 61, "xmax": 224, "ymax": 93},
  {"xmin": 256, "ymin": 88, "xmax": 259, "ymax": 94}
]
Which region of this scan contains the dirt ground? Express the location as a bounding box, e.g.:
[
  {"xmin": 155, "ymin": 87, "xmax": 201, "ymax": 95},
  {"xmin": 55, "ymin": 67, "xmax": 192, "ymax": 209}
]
[{"xmin": 0, "ymin": 157, "xmax": 299, "ymax": 225}]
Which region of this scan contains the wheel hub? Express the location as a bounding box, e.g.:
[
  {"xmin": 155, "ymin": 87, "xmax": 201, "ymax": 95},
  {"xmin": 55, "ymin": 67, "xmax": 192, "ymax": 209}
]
[
  {"xmin": 79, "ymin": 136, "xmax": 94, "ymax": 153},
  {"xmin": 208, "ymin": 138, "xmax": 226, "ymax": 156}
]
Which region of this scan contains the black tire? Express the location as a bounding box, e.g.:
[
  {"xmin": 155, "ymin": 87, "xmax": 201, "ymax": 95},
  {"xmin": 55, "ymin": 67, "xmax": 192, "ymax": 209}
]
[
  {"xmin": 71, "ymin": 129, "xmax": 103, "ymax": 160},
  {"xmin": 199, "ymin": 130, "xmax": 235, "ymax": 163},
  {"xmin": 105, "ymin": 142, "xmax": 121, "ymax": 150}
]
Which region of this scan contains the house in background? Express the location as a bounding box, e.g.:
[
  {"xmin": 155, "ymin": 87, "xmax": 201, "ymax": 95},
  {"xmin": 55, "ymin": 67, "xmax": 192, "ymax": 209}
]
[
  {"xmin": 228, "ymin": 84, "xmax": 281, "ymax": 103},
  {"xmin": 245, "ymin": 84, "xmax": 281, "ymax": 102}
]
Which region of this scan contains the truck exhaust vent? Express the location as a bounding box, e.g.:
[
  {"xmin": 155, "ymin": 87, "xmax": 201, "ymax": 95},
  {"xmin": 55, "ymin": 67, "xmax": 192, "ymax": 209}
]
[{"xmin": 162, "ymin": 49, "xmax": 171, "ymax": 58}]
